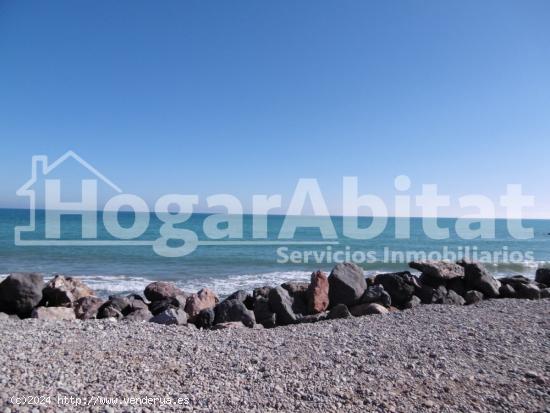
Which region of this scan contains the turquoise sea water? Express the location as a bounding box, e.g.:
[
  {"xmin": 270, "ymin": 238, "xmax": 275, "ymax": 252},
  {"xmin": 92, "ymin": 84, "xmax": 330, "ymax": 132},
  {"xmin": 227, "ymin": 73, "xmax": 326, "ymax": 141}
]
[{"xmin": 1, "ymin": 208, "xmax": 549, "ymax": 297}]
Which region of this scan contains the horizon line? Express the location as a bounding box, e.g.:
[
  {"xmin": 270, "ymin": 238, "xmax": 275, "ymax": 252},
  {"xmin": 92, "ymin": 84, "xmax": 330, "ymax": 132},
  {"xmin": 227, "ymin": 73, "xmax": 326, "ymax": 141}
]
[{"xmin": 1, "ymin": 206, "xmax": 549, "ymax": 221}]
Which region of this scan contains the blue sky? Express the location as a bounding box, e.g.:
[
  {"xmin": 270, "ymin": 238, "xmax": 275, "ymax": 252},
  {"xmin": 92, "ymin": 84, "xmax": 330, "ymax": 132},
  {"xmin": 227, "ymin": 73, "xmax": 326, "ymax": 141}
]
[{"xmin": 1, "ymin": 1, "xmax": 549, "ymax": 217}]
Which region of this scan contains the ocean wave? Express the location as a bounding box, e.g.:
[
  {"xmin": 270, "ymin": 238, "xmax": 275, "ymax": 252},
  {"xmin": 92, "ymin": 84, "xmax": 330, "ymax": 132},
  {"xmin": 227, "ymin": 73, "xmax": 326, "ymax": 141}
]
[{"xmin": 2, "ymin": 260, "xmax": 548, "ymax": 299}]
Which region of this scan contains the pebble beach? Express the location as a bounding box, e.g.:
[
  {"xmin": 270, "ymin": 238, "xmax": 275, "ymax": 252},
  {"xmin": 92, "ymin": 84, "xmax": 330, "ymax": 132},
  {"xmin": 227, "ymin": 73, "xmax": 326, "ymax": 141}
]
[{"xmin": 1, "ymin": 298, "xmax": 549, "ymax": 413}]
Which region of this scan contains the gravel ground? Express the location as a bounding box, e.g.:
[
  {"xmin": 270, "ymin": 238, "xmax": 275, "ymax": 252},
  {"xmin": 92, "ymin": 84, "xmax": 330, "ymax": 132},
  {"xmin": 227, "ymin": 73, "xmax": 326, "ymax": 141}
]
[{"xmin": 0, "ymin": 299, "xmax": 549, "ymax": 413}]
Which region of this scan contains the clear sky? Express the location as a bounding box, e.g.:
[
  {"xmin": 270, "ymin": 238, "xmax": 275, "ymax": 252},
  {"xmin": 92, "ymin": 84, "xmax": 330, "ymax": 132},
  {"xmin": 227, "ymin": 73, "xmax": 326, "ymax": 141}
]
[{"xmin": 1, "ymin": 1, "xmax": 549, "ymax": 217}]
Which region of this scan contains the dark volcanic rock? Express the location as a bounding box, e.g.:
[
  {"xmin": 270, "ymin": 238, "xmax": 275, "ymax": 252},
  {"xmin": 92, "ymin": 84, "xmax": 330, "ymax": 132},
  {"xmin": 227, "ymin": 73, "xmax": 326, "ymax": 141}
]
[
  {"xmin": 498, "ymin": 276, "xmax": 540, "ymax": 299},
  {"xmin": 327, "ymin": 303, "xmax": 352, "ymax": 320},
  {"xmin": 225, "ymin": 290, "xmax": 255, "ymax": 310},
  {"xmin": 306, "ymin": 271, "xmax": 329, "ymax": 314},
  {"xmin": 214, "ymin": 299, "xmax": 256, "ymax": 328},
  {"xmin": 126, "ymin": 294, "xmax": 149, "ymax": 312},
  {"xmin": 149, "ymin": 297, "xmax": 180, "ymax": 316},
  {"xmin": 144, "ymin": 281, "xmax": 187, "ymax": 302},
  {"xmin": 403, "ymin": 295, "xmax": 422, "ymax": 309},
  {"xmin": 252, "ymin": 286, "xmax": 271, "ymax": 299},
  {"xmin": 98, "ymin": 306, "xmax": 123, "ymax": 319},
  {"xmin": 464, "ymin": 290, "xmax": 484, "ymax": 305},
  {"xmin": 280, "ymin": 282, "xmax": 309, "ymax": 316},
  {"xmin": 515, "ymin": 283, "xmax": 541, "ymax": 300},
  {"xmin": 123, "ymin": 308, "xmax": 153, "ymax": 322},
  {"xmin": 541, "ymin": 288, "xmax": 550, "ymax": 299},
  {"xmin": 432, "ymin": 287, "xmax": 465, "ymax": 306},
  {"xmin": 281, "ymin": 282, "xmax": 309, "ymax": 296},
  {"xmin": 0, "ymin": 273, "xmax": 45, "ymax": 318},
  {"xmin": 97, "ymin": 295, "xmax": 132, "ymax": 319},
  {"xmin": 499, "ymin": 283, "xmax": 516, "ymax": 298},
  {"xmin": 535, "ymin": 268, "xmax": 550, "ymax": 287},
  {"xmin": 499, "ymin": 275, "xmax": 531, "ymax": 286},
  {"xmin": 415, "ymin": 284, "xmax": 437, "ymax": 304},
  {"xmin": 150, "ymin": 308, "xmax": 187, "ymax": 325},
  {"xmin": 268, "ymin": 287, "xmax": 297, "ymax": 325},
  {"xmin": 328, "ymin": 263, "xmax": 367, "ymax": 307},
  {"xmin": 74, "ymin": 296, "xmax": 105, "ymax": 320},
  {"xmin": 457, "ymin": 260, "xmax": 500, "ymax": 298},
  {"xmin": 447, "ymin": 277, "xmax": 467, "ymax": 297},
  {"xmin": 409, "ymin": 261, "xmax": 464, "ymax": 280},
  {"xmin": 418, "ymin": 272, "xmax": 445, "ymax": 288},
  {"xmin": 225, "ymin": 290, "xmax": 250, "ymax": 303},
  {"xmin": 41, "ymin": 275, "xmax": 95, "ymax": 307},
  {"xmin": 195, "ymin": 308, "xmax": 215, "ymax": 329},
  {"xmin": 253, "ymin": 297, "xmax": 277, "ymax": 328},
  {"xmin": 374, "ymin": 272, "xmax": 416, "ymax": 307},
  {"xmin": 358, "ymin": 285, "xmax": 391, "ymax": 307}
]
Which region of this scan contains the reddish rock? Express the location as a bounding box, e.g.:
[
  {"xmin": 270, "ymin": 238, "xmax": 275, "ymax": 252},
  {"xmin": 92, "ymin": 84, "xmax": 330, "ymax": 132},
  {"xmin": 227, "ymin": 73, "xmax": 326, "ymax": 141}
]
[
  {"xmin": 42, "ymin": 275, "xmax": 95, "ymax": 307},
  {"xmin": 184, "ymin": 288, "xmax": 219, "ymax": 321},
  {"xmin": 144, "ymin": 281, "xmax": 188, "ymax": 302},
  {"xmin": 307, "ymin": 271, "xmax": 329, "ymax": 313}
]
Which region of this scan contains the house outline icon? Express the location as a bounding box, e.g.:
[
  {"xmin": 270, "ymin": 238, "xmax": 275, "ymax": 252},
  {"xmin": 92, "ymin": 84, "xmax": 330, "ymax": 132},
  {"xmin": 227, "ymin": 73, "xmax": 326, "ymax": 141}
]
[{"xmin": 15, "ymin": 150, "xmax": 123, "ymax": 245}]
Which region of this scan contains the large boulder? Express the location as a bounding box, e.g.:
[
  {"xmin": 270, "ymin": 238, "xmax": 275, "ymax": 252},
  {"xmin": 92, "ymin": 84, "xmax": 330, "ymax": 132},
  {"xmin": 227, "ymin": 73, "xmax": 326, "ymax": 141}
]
[
  {"xmin": 358, "ymin": 285, "xmax": 391, "ymax": 307},
  {"xmin": 126, "ymin": 294, "xmax": 149, "ymax": 311},
  {"xmin": 150, "ymin": 308, "xmax": 188, "ymax": 325},
  {"xmin": 74, "ymin": 296, "xmax": 105, "ymax": 320},
  {"xmin": 97, "ymin": 295, "xmax": 132, "ymax": 319},
  {"xmin": 306, "ymin": 271, "xmax": 329, "ymax": 314},
  {"xmin": 149, "ymin": 297, "xmax": 180, "ymax": 316},
  {"xmin": 144, "ymin": 281, "xmax": 188, "ymax": 302},
  {"xmin": 252, "ymin": 286, "xmax": 271, "ymax": 299},
  {"xmin": 447, "ymin": 277, "xmax": 467, "ymax": 297},
  {"xmin": 253, "ymin": 297, "xmax": 277, "ymax": 328},
  {"xmin": 194, "ymin": 308, "xmax": 215, "ymax": 329},
  {"xmin": 281, "ymin": 282, "xmax": 309, "ymax": 315},
  {"xmin": 374, "ymin": 272, "xmax": 416, "ymax": 307},
  {"xmin": 214, "ymin": 299, "xmax": 256, "ymax": 328},
  {"xmin": 41, "ymin": 275, "xmax": 95, "ymax": 307},
  {"xmin": 498, "ymin": 275, "xmax": 543, "ymax": 299},
  {"xmin": 31, "ymin": 306, "xmax": 76, "ymax": 320},
  {"xmin": 515, "ymin": 283, "xmax": 541, "ymax": 300},
  {"xmin": 350, "ymin": 302, "xmax": 389, "ymax": 316},
  {"xmin": 0, "ymin": 273, "xmax": 44, "ymax": 318},
  {"xmin": 268, "ymin": 286, "xmax": 297, "ymax": 325},
  {"xmin": 328, "ymin": 263, "xmax": 366, "ymax": 307},
  {"xmin": 499, "ymin": 283, "xmax": 516, "ymax": 298},
  {"xmin": 123, "ymin": 308, "xmax": 153, "ymax": 322},
  {"xmin": 409, "ymin": 261, "xmax": 464, "ymax": 281},
  {"xmin": 184, "ymin": 288, "xmax": 219, "ymax": 321},
  {"xmin": 535, "ymin": 268, "xmax": 550, "ymax": 287},
  {"xmin": 457, "ymin": 260, "xmax": 500, "ymax": 298},
  {"xmin": 224, "ymin": 290, "xmax": 255, "ymax": 309}
]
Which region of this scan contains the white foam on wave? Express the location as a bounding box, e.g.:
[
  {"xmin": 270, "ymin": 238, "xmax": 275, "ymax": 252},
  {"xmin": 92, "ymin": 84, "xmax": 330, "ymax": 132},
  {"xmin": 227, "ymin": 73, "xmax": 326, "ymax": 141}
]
[
  {"xmin": 176, "ymin": 270, "xmax": 314, "ymax": 296},
  {"xmin": 76, "ymin": 275, "xmax": 155, "ymax": 295},
  {"xmin": 52, "ymin": 271, "xmax": 316, "ymax": 298}
]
